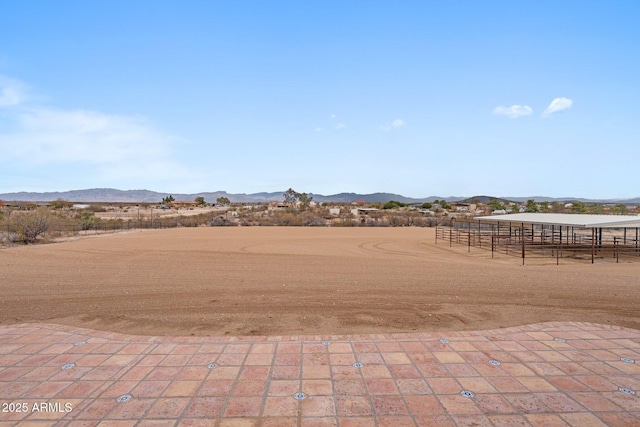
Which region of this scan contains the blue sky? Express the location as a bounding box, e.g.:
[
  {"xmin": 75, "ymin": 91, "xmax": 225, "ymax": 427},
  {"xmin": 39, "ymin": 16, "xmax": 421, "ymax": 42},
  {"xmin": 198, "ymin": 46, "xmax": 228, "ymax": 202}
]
[{"xmin": 1, "ymin": 1, "xmax": 639, "ymax": 198}]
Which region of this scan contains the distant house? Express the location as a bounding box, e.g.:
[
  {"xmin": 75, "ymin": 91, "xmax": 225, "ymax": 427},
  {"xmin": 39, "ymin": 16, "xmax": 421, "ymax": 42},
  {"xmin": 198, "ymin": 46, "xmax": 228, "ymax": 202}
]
[
  {"xmin": 451, "ymin": 203, "xmax": 476, "ymax": 213},
  {"xmin": 351, "ymin": 200, "xmax": 367, "ymax": 206},
  {"xmin": 351, "ymin": 208, "xmax": 379, "ymax": 216},
  {"xmin": 329, "ymin": 208, "xmax": 341, "ymax": 216}
]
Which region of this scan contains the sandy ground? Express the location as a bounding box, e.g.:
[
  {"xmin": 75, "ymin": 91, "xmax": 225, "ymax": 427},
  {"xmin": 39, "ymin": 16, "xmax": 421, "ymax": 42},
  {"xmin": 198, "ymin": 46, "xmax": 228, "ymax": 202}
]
[{"xmin": 1, "ymin": 227, "xmax": 639, "ymax": 336}]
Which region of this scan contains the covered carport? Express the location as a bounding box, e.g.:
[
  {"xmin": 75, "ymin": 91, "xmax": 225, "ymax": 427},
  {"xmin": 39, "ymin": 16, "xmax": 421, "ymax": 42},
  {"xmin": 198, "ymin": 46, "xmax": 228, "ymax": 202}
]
[{"xmin": 437, "ymin": 213, "xmax": 640, "ymax": 264}]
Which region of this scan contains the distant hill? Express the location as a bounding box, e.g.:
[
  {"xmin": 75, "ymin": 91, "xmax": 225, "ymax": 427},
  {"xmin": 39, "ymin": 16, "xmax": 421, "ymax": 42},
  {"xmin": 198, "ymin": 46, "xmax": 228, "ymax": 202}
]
[
  {"xmin": 0, "ymin": 188, "xmax": 638, "ymax": 205},
  {"xmin": 0, "ymin": 188, "xmax": 454, "ymax": 204},
  {"xmin": 459, "ymin": 195, "xmax": 515, "ymax": 204},
  {"xmin": 308, "ymin": 192, "xmax": 460, "ymax": 204},
  {"xmin": 460, "ymin": 195, "xmax": 640, "ymax": 205}
]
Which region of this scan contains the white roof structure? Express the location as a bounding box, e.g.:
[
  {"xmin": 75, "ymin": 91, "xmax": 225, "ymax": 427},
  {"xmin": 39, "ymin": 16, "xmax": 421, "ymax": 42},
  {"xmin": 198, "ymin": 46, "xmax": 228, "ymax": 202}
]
[{"xmin": 474, "ymin": 213, "xmax": 640, "ymax": 229}]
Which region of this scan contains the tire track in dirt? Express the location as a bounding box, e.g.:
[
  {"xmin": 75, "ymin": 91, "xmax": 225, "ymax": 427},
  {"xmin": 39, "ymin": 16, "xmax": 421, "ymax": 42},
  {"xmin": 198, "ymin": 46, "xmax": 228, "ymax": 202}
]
[{"xmin": 2, "ymin": 227, "xmax": 639, "ymax": 336}]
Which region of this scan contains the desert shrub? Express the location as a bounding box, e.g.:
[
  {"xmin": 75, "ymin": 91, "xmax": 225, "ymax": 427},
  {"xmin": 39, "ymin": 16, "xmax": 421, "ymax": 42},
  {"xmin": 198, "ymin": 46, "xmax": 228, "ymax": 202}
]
[
  {"xmin": 8, "ymin": 207, "xmax": 53, "ymax": 243},
  {"xmin": 86, "ymin": 204, "xmax": 107, "ymax": 213},
  {"xmin": 211, "ymin": 217, "xmax": 236, "ymax": 226},
  {"xmin": 75, "ymin": 211, "xmax": 103, "ymax": 230},
  {"xmin": 1, "ymin": 232, "xmax": 17, "ymax": 245},
  {"xmin": 387, "ymin": 214, "xmax": 406, "ymax": 227},
  {"xmin": 0, "ymin": 215, "xmax": 18, "ymax": 245},
  {"xmin": 332, "ymin": 219, "xmax": 357, "ymax": 227},
  {"xmin": 50, "ymin": 199, "xmax": 72, "ymax": 210},
  {"xmin": 301, "ymin": 212, "xmax": 326, "ymax": 226},
  {"xmin": 273, "ymin": 212, "xmax": 303, "ymax": 226},
  {"xmin": 403, "ymin": 212, "xmax": 425, "ymax": 226},
  {"xmin": 364, "ymin": 217, "xmax": 389, "ymax": 227},
  {"xmin": 411, "ymin": 216, "xmax": 430, "ymax": 227},
  {"xmin": 254, "ymin": 215, "xmax": 277, "ymax": 226}
]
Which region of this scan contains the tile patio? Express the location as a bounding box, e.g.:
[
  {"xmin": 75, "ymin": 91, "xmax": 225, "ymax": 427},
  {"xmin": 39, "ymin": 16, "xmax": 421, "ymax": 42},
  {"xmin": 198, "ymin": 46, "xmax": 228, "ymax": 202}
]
[{"xmin": 0, "ymin": 322, "xmax": 638, "ymax": 426}]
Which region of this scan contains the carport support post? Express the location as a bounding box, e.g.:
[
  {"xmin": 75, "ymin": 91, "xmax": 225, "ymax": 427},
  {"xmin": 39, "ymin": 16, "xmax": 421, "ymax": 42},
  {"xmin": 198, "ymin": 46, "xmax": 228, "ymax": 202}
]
[
  {"xmin": 599, "ymin": 228, "xmax": 603, "ymax": 249},
  {"xmin": 559, "ymin": 226, "xmax": 563, "ymax": 245},
  {"xmin": 591, "ymin": 228, "xmax": 595, "ymax": 264},
  {"xmin": 521, "ymin": 222, "xmax": 525, "ymax": 265},
  {"xmin": 558, "ymin": 228, "xmax": 563, "ymax": 265},
  {"xmin": 468, "ymin": 221, "xmax": 471, "ymax": 252}
]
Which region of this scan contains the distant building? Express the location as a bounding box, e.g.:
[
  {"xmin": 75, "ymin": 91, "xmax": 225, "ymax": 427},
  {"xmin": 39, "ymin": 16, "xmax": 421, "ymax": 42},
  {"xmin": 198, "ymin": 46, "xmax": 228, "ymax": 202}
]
[
  {"xmin": 351, "ymin": 208, "xmax": 379, "ymax": 216},
  {"xmin": 451, "ymin": 203, "xmax": 476, "ymax": 213}
]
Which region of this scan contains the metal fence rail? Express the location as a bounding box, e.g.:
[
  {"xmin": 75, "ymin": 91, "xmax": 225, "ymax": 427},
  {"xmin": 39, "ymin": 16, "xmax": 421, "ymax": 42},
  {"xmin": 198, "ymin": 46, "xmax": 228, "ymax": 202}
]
[{"xmin": 1, "ymin": 214, "xmax": 219, "ymax": 247}]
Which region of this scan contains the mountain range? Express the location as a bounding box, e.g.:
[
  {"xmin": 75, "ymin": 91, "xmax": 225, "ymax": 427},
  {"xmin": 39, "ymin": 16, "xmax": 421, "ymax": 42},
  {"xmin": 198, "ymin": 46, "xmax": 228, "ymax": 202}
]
[{"xmin": 1, "ymin": 188, "xmax": 639, "ymax": 205}]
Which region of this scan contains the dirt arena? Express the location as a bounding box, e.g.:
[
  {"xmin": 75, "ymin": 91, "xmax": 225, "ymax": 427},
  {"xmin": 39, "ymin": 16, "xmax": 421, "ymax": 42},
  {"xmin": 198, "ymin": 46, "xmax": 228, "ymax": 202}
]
[{"xmin": 1, "ymin": 227, "xmax": 639, "ymax": 336}]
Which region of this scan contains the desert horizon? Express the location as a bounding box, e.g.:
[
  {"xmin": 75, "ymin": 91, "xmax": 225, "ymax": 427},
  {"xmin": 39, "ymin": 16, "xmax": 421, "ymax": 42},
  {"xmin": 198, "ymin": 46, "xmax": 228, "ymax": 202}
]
[{"xmin": 2, "ymin": 187, "xmax": 640, "ymax": 205}]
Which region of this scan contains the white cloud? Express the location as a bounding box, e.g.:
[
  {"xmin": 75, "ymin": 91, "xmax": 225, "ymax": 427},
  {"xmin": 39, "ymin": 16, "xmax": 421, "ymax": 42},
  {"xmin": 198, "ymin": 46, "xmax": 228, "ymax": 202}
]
[
  {"xmin": 0, "ymin": 76, "xmax": 28, "ymax": 107},
  {"xmin": 380, "ymin": 118, "xmax": 406, "ymax": 131},
  {"xmin": 335, "ymin": 123, "xmax": 346, "ymax": 129},
  {"xmin": 543, "ymin": 97, "xmax": 573, "ymax": 116},
  {"xmin": 314, "ymin": 127, "xmax": 323, "ymax": 132},
  {"xmin": 0, "ymin": 77, "xmax": 194, "ymax": 185},
  {"xmin": 392, "ymin": 119, "xmax": 405, "ymax": 128},
  {"xmin": 330, "ymin": 113, "xmax": 336, "ymax": 119},
  {"xmin": 492, "ymin": 105, "xmax": 533, "ymax": 119}
]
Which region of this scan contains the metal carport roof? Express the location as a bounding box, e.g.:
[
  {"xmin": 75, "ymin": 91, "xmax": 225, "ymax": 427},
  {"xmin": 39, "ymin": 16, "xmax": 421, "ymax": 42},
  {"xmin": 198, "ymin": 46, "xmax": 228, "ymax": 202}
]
[{"xmin": 473, "ymin": 213, "xmax": 640, "ymax": 228}]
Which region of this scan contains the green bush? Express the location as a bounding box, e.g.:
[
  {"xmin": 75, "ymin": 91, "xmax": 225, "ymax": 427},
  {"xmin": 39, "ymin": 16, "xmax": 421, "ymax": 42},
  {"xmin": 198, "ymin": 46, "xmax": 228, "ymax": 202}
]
[
  {"xmin": 75, "ymin": 211, "xmax": 103, "ymax": 230},
  {"xmin": 384, "ymin": 200, "xmax": 406, "ymax": 209}
]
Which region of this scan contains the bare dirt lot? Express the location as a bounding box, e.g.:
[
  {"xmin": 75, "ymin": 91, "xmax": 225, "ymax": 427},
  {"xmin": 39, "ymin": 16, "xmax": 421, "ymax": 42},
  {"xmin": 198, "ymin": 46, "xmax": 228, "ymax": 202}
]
[{"xmin": 1, "ymin": 227, "xmax": 639, "ymax": 336}]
